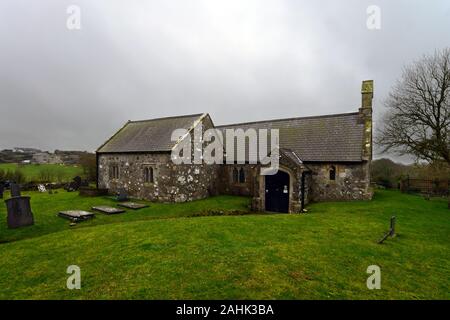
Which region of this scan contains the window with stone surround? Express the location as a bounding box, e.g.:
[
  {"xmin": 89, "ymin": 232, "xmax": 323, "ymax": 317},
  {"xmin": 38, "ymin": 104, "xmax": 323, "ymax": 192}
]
[
  {"xmin": 232, "ymin": 168, "xmax": 239, "ymax": 183},
  {"xmin": 144, "ymin": 167, "xmax": 154, "ymax": 183},
  {"xmin": 110, "ymin": 165, "xmax": 119, "ymax": 180},
  {"xmin": 239, "ymin": 167, "xmax": 246, "ymax": 183},
  {"xmin": 329, "ymin": 166, "xmax": 336, "ymax": 181},
  {"xmin": 232, "ymin": 167, "xmax": 246, "ymax": 184}
]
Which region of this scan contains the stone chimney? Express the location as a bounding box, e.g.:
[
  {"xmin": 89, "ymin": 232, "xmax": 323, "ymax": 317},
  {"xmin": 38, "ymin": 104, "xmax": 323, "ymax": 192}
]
[
  {"xmin": 361, "ymin": 80, "xmax": 374, "ymax": 110},
  {"xmin": 359, "ymin": 80, "xmax": 373, "ymax": 160}
]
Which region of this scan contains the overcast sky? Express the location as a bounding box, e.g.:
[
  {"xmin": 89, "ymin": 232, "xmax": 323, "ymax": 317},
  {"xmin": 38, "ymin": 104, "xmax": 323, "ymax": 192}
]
[{"xmin": 0, "ymin": 0, "xmax": 449, "ymax": 162}]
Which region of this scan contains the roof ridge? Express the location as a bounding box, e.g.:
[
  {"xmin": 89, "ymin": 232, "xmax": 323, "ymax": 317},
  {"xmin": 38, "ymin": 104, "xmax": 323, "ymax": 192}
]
[
  {"xmin": 216, "ymin": 111, "xmax": 359, "ymax": 128},
  {"xmin": 129, "ymin": 113, "xmax": 204, "ymax": 123}
]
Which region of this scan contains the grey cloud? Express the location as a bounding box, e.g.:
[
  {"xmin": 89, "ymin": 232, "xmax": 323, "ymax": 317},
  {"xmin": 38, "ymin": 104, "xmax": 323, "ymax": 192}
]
[{"xmin": 0, "ymin": 0, "xmax": 449, "ymax": 164}]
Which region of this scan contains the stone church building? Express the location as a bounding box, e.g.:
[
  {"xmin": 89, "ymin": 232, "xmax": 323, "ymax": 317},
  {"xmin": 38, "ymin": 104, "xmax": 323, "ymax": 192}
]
[{"xmin": 96, "ymin": 80, "xmax": 374, "ymax": 213}]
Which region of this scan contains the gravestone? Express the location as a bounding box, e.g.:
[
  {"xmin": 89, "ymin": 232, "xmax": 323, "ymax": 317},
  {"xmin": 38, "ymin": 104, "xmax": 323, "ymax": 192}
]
[
  {"xmin": 37, "ymin": 184, "xmax": 47, "ymax": 193},
  {"xmin": 5, "ymin": 196, "xmax": 34, "ymax": 229},
  {"xmin": 58, "ymin": 210, "xmax": 95, "ymax": 222},
  {"xmin": 116, "ymin": 188, "xmax": 129, "ymax": 202},
  {"xmin": 92, "ymin": 206, "xmax": 125, "ymax": 214},
  {"xmin": 73, "ymin": 176, "xmax": 82, "ymax": 189},
  {"xmin": 65, "ymin": 176, "xmax": 84, "ymax": 192},
  {"xmin": 0, "ymin": 183, "xmax": 4, "ymax": 199},
  {"xmin": 118, "ymin": 202, "xmax": 148, "ymax": 210},
  {"xmin": 80, "ymin": 179, "xmax": 89, "ymax": 187},
  {"xmin": 10, "ymin": 183, "xmax": 21, "ymax": 197}
]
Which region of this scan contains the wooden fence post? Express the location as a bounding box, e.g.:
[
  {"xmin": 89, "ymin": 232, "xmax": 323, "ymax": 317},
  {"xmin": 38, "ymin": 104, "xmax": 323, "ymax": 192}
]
[
  {"xmin": 378, "ymin": 216, "xmax": 397, "ymax": 244},
  {"xmin": 389, "ymin": 216, "xmax": 396, "ymax": 237}
]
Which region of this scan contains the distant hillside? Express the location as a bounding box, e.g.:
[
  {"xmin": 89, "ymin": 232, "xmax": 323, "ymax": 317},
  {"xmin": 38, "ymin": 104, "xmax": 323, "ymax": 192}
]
[
  {"xmin": 0, "ymin": 148, "xmax": 92, "ymax": 165},
  {"xmin": 371, "ymin": 158, "xmax": 409, "ymax": 188},
  {"xmin": 0, "ymin": 149, "xmax": 35, "ymax": 163}
]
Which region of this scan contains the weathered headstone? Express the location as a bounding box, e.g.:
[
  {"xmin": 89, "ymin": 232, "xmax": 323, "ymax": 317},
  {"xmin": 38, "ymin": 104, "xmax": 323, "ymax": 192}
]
[
  {"xmin": 10, "ymin": 183, "xmax": 21, "ymax": 197},
  {"xmin": 116, "ymin": 188, "xmax": 129, "ymax": 202},
  {"xmin": 58, "ymin": 210, "xmax": 95, "ymax": 222},
  {"xmin": 73, "ymin": 176, "xmax": 82, "ymax": 189},
  {"xmin": 81, "ymin": 179, "xmax": 89, "ymax": 187},
  {"xmin": 117, "ymin": 202, "xmax": 148, "ymax": 210},
  {"xmin": 92, "ymin": 206, "xmax": 125, "ymax": 214},
  {"xmin": 65, "ymin": 176, "xmax": 84, "ymax": 192},
  {"xmin": 37, "ymin": 184, "xmax": 47, "ymax": 193},
  {"xmin": 5, "ymin": 196, "xmax": 34, "ymax": 229}
]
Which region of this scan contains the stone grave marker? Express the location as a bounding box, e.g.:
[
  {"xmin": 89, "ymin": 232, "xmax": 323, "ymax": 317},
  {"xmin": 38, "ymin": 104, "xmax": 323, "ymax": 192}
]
[
  {"xmin": 73, "ymin": 176, "xmax": 82, "ymax": 188},
  {"xmin": 5, "ymin": 196, "xmax": 34, "ymax": 229},
  {"xmin": 116, "ymin": 188, "xmax": 129, "ymax": 202},
  {"xmin": 58, "ymin": 210, "xmax": 95, "ymax": 222},
  {"xmin": 65, "ymin": 176, "xmax": 84, "ymax": 192},
  {"xmin": 92, "ymin": 206, "xmax": 125, "ymax": 214},
  {"xmin": 117, "ymin": 202, "xmax": 148, "ymax": 210},
  {"xmin": 10, "ymin": 183, "xmax": 21, "ymax": 197}
]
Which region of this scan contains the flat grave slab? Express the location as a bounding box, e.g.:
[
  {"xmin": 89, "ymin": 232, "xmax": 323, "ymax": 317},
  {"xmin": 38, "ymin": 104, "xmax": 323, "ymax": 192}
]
[
  {"xmin": 117, "ymin": 202, "xmax": 149, "ymax": 210},
  {"xmin": 58, "ymin": 210, "xmax": 95, "ymax": 222},
  {"xmin": 92, "ymin": 206, "xmax": 125, "ymax": 214}
]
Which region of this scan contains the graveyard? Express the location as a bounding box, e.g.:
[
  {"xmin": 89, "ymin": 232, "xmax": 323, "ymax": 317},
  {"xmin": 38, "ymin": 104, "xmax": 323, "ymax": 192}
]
[{"xmin": 0, "ymin": 187, "xmax": 449, "ymax": 299}]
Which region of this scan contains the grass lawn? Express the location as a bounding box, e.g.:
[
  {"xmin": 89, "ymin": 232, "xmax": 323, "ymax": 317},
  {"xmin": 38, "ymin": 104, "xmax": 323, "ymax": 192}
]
[
  {"xmin": 0, "ymin": 163, "xmax": 84, "ymax": 182},
  {"xmin": 0, "ymin": 189, "xmax": 448, "ymax": 299}
]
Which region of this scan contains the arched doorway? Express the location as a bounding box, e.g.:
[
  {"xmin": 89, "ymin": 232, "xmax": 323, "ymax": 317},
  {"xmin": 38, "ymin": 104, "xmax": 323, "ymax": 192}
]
[{"xmin": 265, "ymin": 170, "xmax": 290, "ymax": 213}]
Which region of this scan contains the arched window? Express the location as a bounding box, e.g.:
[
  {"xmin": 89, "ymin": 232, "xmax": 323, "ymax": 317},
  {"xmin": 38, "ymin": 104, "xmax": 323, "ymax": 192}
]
[
  {"xmin": 239, "ymin": 168, "xmax": 246, "ymax": 183},
  {"xmin": 144, "ymin": 167, "xmax": 154, "ymax": 183},
  {"xmin": 329, "ymin": 166, "xmax": 336, "ymax": 181},
  {"xmin": 233, "ymin": 168, "xmax": 239, "ymax": 183}
]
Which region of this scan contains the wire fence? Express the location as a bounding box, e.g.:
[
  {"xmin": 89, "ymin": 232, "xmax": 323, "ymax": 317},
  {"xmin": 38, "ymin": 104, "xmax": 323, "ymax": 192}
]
[{"xmin": 400, "ymin": 177, "xmax": 449, "ymax": 196}]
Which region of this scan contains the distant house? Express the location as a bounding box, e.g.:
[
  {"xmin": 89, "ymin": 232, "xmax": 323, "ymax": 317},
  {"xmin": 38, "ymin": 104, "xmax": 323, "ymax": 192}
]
[
  {"xmin": 54, "ymin": 150, "xmax": 88, "ymax": 165},
  {"xmin": 31, "ymin": 152, "xmax": 62, "ymax": 165},
  {"xmin": 96, "ymin": 81, "xmax": 374, "ymax": 213}
]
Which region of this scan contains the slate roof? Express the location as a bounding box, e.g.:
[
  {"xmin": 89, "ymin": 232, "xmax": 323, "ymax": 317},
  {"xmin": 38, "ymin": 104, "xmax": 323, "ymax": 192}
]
[
  {"xmin": 97, "ymin": 112, "xmax": 365, "ymax": 162},
  {"xmin": 217, "ymin": 112, "xmax": 364, "ymax": 162},
  {"xmin": 97, "ymin": 113, "xmax": 204, "ymax": 153},
  {"xmin": 280, "ymin": 148, "xmax": 304, "ymax": 166}
]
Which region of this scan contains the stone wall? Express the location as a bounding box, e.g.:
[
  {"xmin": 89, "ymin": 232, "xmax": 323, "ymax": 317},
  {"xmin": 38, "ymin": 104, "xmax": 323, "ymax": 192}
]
[
  {"xmin": 299, "ymin": 172, "xmax": 312, "ymax": 208},
  {"xmin": 217, "ymin": 158, "xmax": 309, "ymax": 213},
  {"xmin": 98, "ymin": 115, "xmax": 221, "ymax": 203},
  {"xmin": 98, "ymin": 153, "xmax": 218, "ymax": 202},
  {"xmin": 217, "ymin": 164, "xmax": 259, "ymax": 197},
  {"xmin": 98, "ymin": 155, "xmax": 370, "ymax": 207},
  {"xmin": 306, "ymin": 162, "xmax": 372, "ymax": 202}
]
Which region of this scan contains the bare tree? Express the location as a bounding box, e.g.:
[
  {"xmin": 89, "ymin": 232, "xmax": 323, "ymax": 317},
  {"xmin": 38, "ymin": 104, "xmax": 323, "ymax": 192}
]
[{"xmin": 377, "ymin": 48, "xmax": 450, "ymax": 165}]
